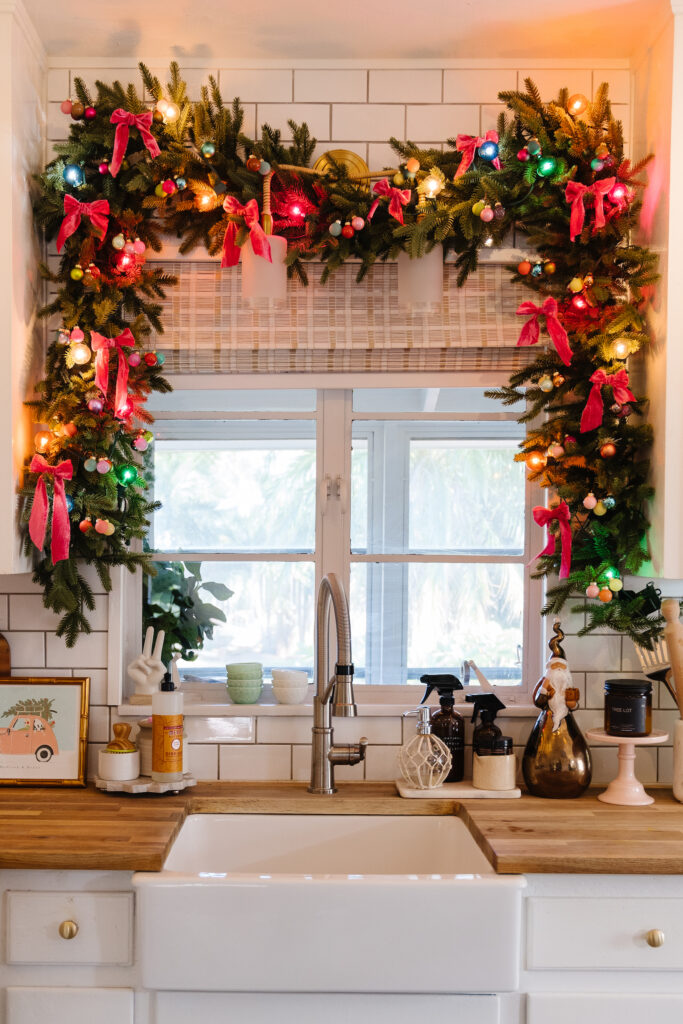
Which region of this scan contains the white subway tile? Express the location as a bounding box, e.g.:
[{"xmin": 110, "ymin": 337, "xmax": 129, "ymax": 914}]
[
  {"xmin": 46, "ymin": 631, "xmax": 107, "ymax": 669},
  {"xmin": 238, "ymin": 103, "xmax": 257, "ymax": 139},
  {"xmin": 575, "ymin": 708, "xmax": 609, "ymax": 735},
  {"xmin": 219, "ymin": 68, "xmax": 292, "ymax": 104},
  {"xmin": 47, "ymin": 102, "xmax": 69, "ymax": 141},
  {"xmin": 406, "ymin": 104, "xmax": 478, "ymax": 141},
  {"xmin": 0, "ymin": 573, "xmax": 44, "ymax": 594},
  {"xmin": 480, "ymin": 104, "xmax": 507, "ymax": 133},
  {"xmin": 367, "ymin": 142, "xmax": 398, "ymax": 170},
  {"xmin": 561, "ymin": 633, "xmax": 621, "ymax": 672},
  {"xmin": 187, "ymin": 744, "xmax": 219, "ymax": 780},
  {"xmin": 147, "ymin": 67, "xmax": 218, "ymax": 103},
  {"xmin": 79, "ymin": 563, "xmax": 110, "ymax": 595},
  {"xmin": 620, "ymin": 638, "xmax": 643, "ymax": 672},
  {"xmin": 333, "ymin": 104, "xmax": 404, "ymax": 142},
  {"xmin": 292, "ymin": 745, "xmax": 365, "ymax": 782},
  {"xmin": 593, "ymin": 69, "xmax": 631, "ymax": 105},
  {"xmin": 659, "ymin": 746, "xmax": 673, "ymax": 785},
  {"xmin": 258, "ymin": 103, "xmax": 330, "ymax": 141},
  {"xmin": 12, "ymin": 667, "xmax": 70, "ymax": 678},
  {"xmin": 369, "ymin": 70, "xmax": 441, "ymax": 104},
  {"xmin": 3, "ymin": 632, "xmax": 44, "ymax": 667},
  {"xmin": 546, "ymin": 602, "xmax": 585, "ymax": 635},
  {"xmin": 10, "ymin": 593, "xmax": 107, "ymax": 632},
  {"xmin": 295, "ymin": 69, "xmax": 366, "ymax": 103},
  {"xmin": 185, "ymin": 716, "xmax": 254, "ymax": 743},
  {"xmin": 220, "ymin": 744, "xmax": 291, "ymax": 781},
  {"xmin": 46, "ymin": 142, "xmax": 63, "ymax": 164},
  {"xmin": 364, "ymin": 744, "xmax": 400, "ymax": 781},
  {"xmin": 47, "ymin": 68, "xmax": 69, "ymax": 104},
  {"xmin": 82, "ymin": 669, "xmax": 108, "ymax": 705},
  {"xmin": 653, "ymin": 708, "xmax": 679, "ymax": 743},
  {"xmin": 334, "ymin": 716, "xmax": 401, "ymax": 744},
  {"xmin": 87, "ymin": 742, "xmax": 105, "ymax": 781},
  {"xmin": 0, "ymin": 594, "xmax": 7, "ymax": 630},
  {"xmin": 658, "ymin": 681, "xmax": 678, "ymax": 711},
  {"xmin": 518, "ymin": 70, "xmax": 592, "ymax": 102},
  {"xmin": 257, "ymin": 716, "xmax": 310, "ymax": 744},
  {"xmin": 444, "ymin": 70, "xmax": 517, "ymax": 105},
  {"xmin": 88, "ymin": 705, "xmax": 110, "ymax": 743},
  {"xmin": 590, "ymin": 745, "xmax": 657, "ymax": 786}
]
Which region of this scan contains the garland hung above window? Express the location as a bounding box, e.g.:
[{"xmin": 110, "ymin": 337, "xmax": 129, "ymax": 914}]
[{"xmin": 27, "ymin": 64, "xmax": 660, "ymax": 647}]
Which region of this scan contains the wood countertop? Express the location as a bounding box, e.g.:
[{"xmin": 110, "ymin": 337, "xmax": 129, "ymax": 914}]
[{"xmin": 1, "ymin": 782, "xmax": 683, "ymax": 874}]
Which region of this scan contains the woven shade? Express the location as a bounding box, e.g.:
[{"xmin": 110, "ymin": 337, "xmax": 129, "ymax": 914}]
[{"xmin": 149, "ymin": 259, "xmax": 530, "ymax": 374}]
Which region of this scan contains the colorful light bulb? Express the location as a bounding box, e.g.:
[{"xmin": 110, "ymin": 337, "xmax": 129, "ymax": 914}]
[
  {"xmin": 34, "ymin": 430, "xmax": 51, "ymax": 453},
  {"xmin": 537, "ymin": 156, "xmax": 557, "ymax": 178},
  {"xmin": 164, "ymin": 102, "xmax": 180, "ymax": 123},
  {"xmin": 568, "ymin": 94, "xmax": 588, "ymax": 116},
  {"xmin": 70, "ymin": 342, "xmax": 92, "ymax": 365},
  {"xmin": 525, "ymin": 451, "xmax": 547, "ymax": 471},
  {"xmin": 612, "ymin": 338, "xmax": 630, "ymax": 359}
]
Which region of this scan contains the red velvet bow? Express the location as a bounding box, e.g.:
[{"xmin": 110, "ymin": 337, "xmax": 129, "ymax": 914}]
[
  {"xmin": 368, "ymin": 178, "xmax": 412, "ymax": 225},
  {"xmin": 28, "ymin": 455, "xmax": 73, "ymax": 565},
  {"xmin": 109, "ymin": 109, "xmax": 161, "ymax": 177},
  {"xmin": 532, "ymin": 501, "xmax": 572, "ymax": 580},
  {"xmin": 221, "ymin": 197, "xmax": 272, "ymax": 268},
  {"xmin": 90, "ymin": 328, "xmax": 135, "ymax": 417},
  {"xmin": 516, "ymin": 297, "xmax": 573, "ymax": 366},
  {"xmin": 56, "ymin": 195, "xmax": 110, "ymax": 253},
  {"xmin": 580, "ymin": 368, "xmax": 635, "ymax": 433},
  {"xmin": 564, "ymin": 178, "xmax": 616, "ymax": 241},
  {"xmin": 454, "ymin": 130, "xmax": 501, "ymax": 178}
]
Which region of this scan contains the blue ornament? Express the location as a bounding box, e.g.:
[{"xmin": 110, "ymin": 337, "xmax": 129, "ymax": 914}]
[
  {"xmin": 531, "ymin": 263, "xmax": 543, "ymax": 278},
  {"xmin": 200, "ymin": 142, "xmax": 216, "ymax": 158},
  {"xmin": 478, "ymin": 140, "xmax": 499, "ymax": 162},
  {"xmin": 175, "ymin": 177, "xmax": 186, "ymax": 190},
  {"xmin": 65, "ymin": 495, "xmax": 74, "ymax": 512},
  {"xmin": 603, "ymin": 496, "xmax": 616, "ymax": 510},
  {"xmin": 259, "ymin": 161, "xmax": 271, "ymax": 175},
  {"xmin": 63, "ymin": 163, "xmax": 85, "ymax": 187},
  {"xmin": 329, "ymin": 220, "xmax": 342, "ymax": 237}
]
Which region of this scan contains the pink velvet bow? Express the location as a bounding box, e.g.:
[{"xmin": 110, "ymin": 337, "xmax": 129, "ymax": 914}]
[
  {"xmin": 516, "ymin": 296, "xmax": 573, "ymax": 366},
  {"xmin": 109, "ymin": 109, "xmax": 161, "ymax": 177},
  {"xmin": 532, "ymin": 501, "xmax": 572, "ymax": 580},
  {"xmin": 28, "ymin": 455, "xmax": 73, "ymax": 565},
  {"xmin": 56, "ymin": 195, "xmax": 110, "ymax": 253},
  {"xmin": 90, "ymin": 328, "xmax": 135, "ymax": 417},
  {"xmin": 221, "ymin": 197, "xmax": 272, "ymax": 268},
  {"xmin": 564, "ymin": 178, "xmax": 616, "ymax": 241},
  {"xmin": 580, "ymin": 368, "xmax": 635, "ymax": 433},
  {"xmin": 454, "ymin": 130, "xmax": 501, "ymax": 178},
  {"xmin": 368, "ymin": 178, "xmax": 412, "ymax": 225}
]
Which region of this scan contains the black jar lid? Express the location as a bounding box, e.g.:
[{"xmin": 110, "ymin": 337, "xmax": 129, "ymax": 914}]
[
  {"xmin": 604, "ymin": 678, "xmax": 652, "ymax": 695},
  {"xmin": 492, "ymin": 736, "xmax": 513, "ymax": 754}
]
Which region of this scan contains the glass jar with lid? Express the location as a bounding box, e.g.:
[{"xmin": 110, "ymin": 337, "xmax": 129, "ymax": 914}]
[{"xmin": 604, "ymin": 679, "xmax": 652, "ymax": 737}]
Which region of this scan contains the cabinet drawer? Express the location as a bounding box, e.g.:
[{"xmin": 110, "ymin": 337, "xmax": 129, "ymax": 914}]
[
  {"xmin": 6, "ymin": 891, "xmax": 133, "ymax": 966},
  {"xmin": 527, "ymin": 897, "xmax": 683, "ymax": 971},
  {"xmin": 7, "ymin": 987, "xmax": 134, "ymax": 1024},
  {"xmin": 528, "ymin": 993, "xmax": 683, "ymax": 1024}
]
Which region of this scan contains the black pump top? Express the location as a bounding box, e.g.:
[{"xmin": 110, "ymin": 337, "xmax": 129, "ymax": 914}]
[
  {"xmin": 420, "ymin": 673, "xmax": 463, "ymax": 707},
  {"xmin": 161, "ymin": 671, "xmax": 175, "ymax": 692},
  {"xmin": 465, "ymin": 691, "xmax": 506, "ymax": 724}
]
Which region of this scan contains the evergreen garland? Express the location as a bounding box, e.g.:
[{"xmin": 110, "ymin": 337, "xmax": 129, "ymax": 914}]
[{"xmin": 27, "ymin": 65, "xmax": 660, "ymax": 647}]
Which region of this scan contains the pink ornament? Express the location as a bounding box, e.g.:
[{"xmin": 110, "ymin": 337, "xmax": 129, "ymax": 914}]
[
  {"xmin": 351, "ymin": 216, "xmax": 365, "ymax": 231},
  {"xmin": 96, "ymin": 458, "xmax": 112, "ymax": 474},
  {"xmin": 70, "ymin": 327, "xmax": 84, "ymax": 342},
  {"xmin": 480, "ymin": 206, "xmax": 494, "ymax": 223},
  {"xmin": 128, "ymin": 352, "xmax": 141, "ymax": 367},
  {"xmin": 547, "ymin": 443, "xmax": 565, "ymax": 459},
  {"xmin": 133, "ymin": 436, "xmax": 148, "ymax": 452},
  {"xmin": 162, "ymin": 179, "xmax": 177, "ymax": 195},
  {"xmin": 87, "ymin": 398, "xmax": 103, "ymax": 413},
  {"xmin": 60, "ymin": 99, "xmax": 72, "ymax": 115},
  {"xmin": 95, "ymin": 518, "xmax": 114, "ymax": 535},
  {"xmin": 98, "ymin": 162, "xmax": 109, "ymax": 175},
  {"xmin": 583, "ymin": 493, "xmax": 598, "ymax": 510},
  {"xmin": 564, "ymin": 435, "xmax": 577, "ymax": 446},
  {"xmin": 517, "ymin": 148, "xmax": 529, "ymax": 161},
  {"xmin": 84, "ymin": 106, "xmax": 96, "ymax": 120},
  {"xmin": 133, "ymin": 238, "xmax": 146, "ymax": 255},
  {"xmin": 586, "ymin": 583, "xmax": 600, "ymax": 599},
  {"xmin": 124, "ymin": 241, "xmax": 135, "ymax": 253}
]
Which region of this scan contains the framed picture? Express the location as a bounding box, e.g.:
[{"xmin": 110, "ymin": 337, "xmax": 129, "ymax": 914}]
[{"xmin": 0, "ymin": 677, "xmax": 89, "ymax": 786}]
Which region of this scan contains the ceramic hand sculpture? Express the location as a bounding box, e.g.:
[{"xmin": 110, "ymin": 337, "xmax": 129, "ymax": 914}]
[
  {"xmin": 522, "ymin": 620, "xmax": 592, "ymax": 798},
  {"xmin": 127, "ymin": 627, "xmax": 166, "ymax": 701}
]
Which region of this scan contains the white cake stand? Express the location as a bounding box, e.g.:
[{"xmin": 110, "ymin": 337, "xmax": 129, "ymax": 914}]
[{"xmin": 586, "ymin": 728, "xmax": 668, "ymax": 806}]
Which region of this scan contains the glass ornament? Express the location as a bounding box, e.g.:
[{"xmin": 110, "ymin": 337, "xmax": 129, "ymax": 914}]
[
  {"xmin": 63, "ymin": 163, "xmax": 85, "ymax": 187},
  {"xmin": 83, "ymin": 456, "xmax": 97, "ymax": 472},
  {"xmin": 527, "ymin": 139, "xmax": 542, "ymax": 156},
  {"xmin": 537, "ymin": 156, "xmax": 557, "ymax": 177},
  {"xmin": 405, "ymin": 157, "xmax": 420, "ymax": 174},
  {"xmin": 201, "ymin": 142, "xmax": 216, "ymax": 158},
  {"xmin": 144, "ymin": 352, "xmax": 158, "ymax": 366},
  {"xmin": 70, "ymin": 101, "xmax": 85, "ymax": 119},
  {"xmin": 95, "ymin": 518, "xmax": 115, "ymax": 536},
  {"xmin": 162, "ymin": 179, "xmax": 177, "ymax": 195},
  {"xmin": 87, "ymin": 397, "xmax": 103, "ymax": 413},
  {"xmin": 70, "ymin": 327, "xmax": 84, "ymax": 342},
  {"xmin": 586, "ymin": 583, "xmax": 600, "ymax": 598},
  {"xmin": 480, "ymin": 206, "xmax": 494, "ymax": 222},
  {"xmin": 603, "ymin": 496, "xmax": 616, "ymax": 510},
  {"xmin": 583, "ymin": 493, "xmax": 598, "ymax": 510},
  {"xmin": 531, "ymin": 263, "xmax": 543, "ymax": 278},
  {"xmin": 246, "ymin": 155, "xmax": 261, "ymax": 172},
  {"xmin": 517, "ymin": 261, "xmax": 532, "ymax": 276},
  {"xmin": 57, "ymin": 330, "xmax": 70, "ymax": 345},
  {"xmin": 112, "ymin": 234, "xmax": 126, "ymax": 250},
  {"xmin": 79, "ymin": 518, "xmax": 93, "ymax": 533},
  {"xmin": 472, "ymin": 200, "xmax": 485, "ymax": 216},
  {"xmin": 60, "ymin": 99, "xmax": 72, "ymax": 115},
  {"xmin": 544, "ymin": 262, "xmax": 556, "ymax": 275},
  {"xmin": 65, "ymin": 495, "xmax": 74, "ymax": 512},
  {"xmin": 598, "ymin": 587, "xmax": 613, "ymax": 603},
  {"xmin": 133, "ymin": 238, "xmax": 146, "ymax": 255},
  {"xmin": 123, "ymin": 241, "xmax": 135, "ymax": 253},
  {"xmin": 609, "ymin": 578, "xmax": 623, "ymax": 592},
  {"xmin": 552, "ymin": 373, "xmax": 565, "ymax": 387},
  {"xmin": 494, "ymin": 202, "xmax": 505, "ymax": 220},
  {"xmin": 259, "ymin": 161, "xmax": 271, "ymax": 175},
  {"xmin": 70, "ymin": 342, "xmax": 91, "ymax": 364},
  {"xmin": 517, "ymin": 148, "xmax": 529, "ymax": 161},
  {"xmin": 84, "ymin": 106, "xmax": 96, "ymax": 120},
  {"xmin": 341, "ymin": 224, "xmax": 354, "ymax": 238},
  {"xmin": 329, "ymin": 220, "xmax": 342, "ymax": 237},
  {"xmin": 600, "ymin": 442, "xmax": 617, "ymax": 458},
  {"xmin": 156, "ymin": 352, "xmax": 166, "ymax": 365},
  {"xmin": 128, "ymin": 352, "xmax": 141, "ymax": 367},
  {"xmin": 175, "ymin": 177, "xmax": 187, "ymax": 190},
  {"xmin": 133, "ymin": 436, "xmax": 148, "ymax": 452},
  {"xmin": 70, "ymin": 266, "xmax": 84, "ymax": 281},
  {"xmin": 538, "ymin": 375, "xmax": 554, "ymax": 392},
  {"xmin": 96, "ymin": 458, "xmax": 112, "ymax": 474},
  {"xmin": 98, "ymin": 161, "xmax": 109, "ymax": 175},
  {"xmin": 568, "ymin": 276, "xmax": 584, "ymax": 293},
  {"xmin": 547, "ymin": 443, "xmax": 565, "ymax": 459},
  {"xmin": 591, "ymin": 158, "xmax": 604, "ymax": 171},
  {"xmin": 594, "ymin": 500, "xmax": 607, "ymax": 516},
  {"xmin": 351, "ymin": 216, "xmax": 365, "ymax": 231},
  {"xmin": 154, "ymin": 183, "xmax": 166, "ymax": 198},
  {"xmin": 478, "ymin": 139, "xmax": 499, "ymax": 161}
]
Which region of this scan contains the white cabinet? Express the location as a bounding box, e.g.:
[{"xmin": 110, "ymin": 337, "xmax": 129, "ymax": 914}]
[
  {"xmin": 527, "ymin": 993, "xmax": 683, "ymax": 1024},
  {"xmin": 6, "ymin": 891, "xmax": 134, "ymax": 966},
  {"xmin": 6, "ymin": 987, "xmax": 134, "ymax": 1024}
]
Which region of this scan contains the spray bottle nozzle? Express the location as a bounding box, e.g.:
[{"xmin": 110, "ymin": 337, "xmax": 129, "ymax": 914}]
[
  {"xmin": 420, "ymin": 673, "xmax": 463, "ymax": 706},
  {"xmin": 465, "ymin": 691, "xmax": 506, "ymax": 724}
]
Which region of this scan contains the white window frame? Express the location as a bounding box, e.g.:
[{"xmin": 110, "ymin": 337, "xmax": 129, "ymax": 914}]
[{"xmin": 112, "ymin": 372, "xmax": 544, "ymax": 710}]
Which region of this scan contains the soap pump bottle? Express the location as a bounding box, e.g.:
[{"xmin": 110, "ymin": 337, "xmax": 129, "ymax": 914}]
[
  {"xmin": 398, "ymin": 707, "xmax": 452, "ymax": 790},
  {"xmin": 465, "ymin": 692, "xmax": 506, "ymax": 755},
  {"xmin": 152, "ymin": 671, "xmax": 184, "ymax": 783},
  {"xmin": 420, "ymin": 673, "xmax": 465, "ymax": 783}
]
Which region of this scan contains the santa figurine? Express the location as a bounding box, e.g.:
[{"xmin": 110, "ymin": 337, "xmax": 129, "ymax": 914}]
[{"xmin": 522, "ymin": 620, "xmax": 592, "ymax": 798}]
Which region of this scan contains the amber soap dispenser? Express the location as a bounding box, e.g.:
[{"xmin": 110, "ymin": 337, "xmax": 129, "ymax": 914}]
[{"xmin": 420, "ymin": 673, "xmax": 465, "ymax": 783}]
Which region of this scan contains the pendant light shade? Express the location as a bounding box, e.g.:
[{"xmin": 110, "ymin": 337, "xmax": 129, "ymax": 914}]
[
  {"xmin": 241, "ymin": 235, "xmax": 288, "ymax": 308},
  {"xmin": 397, "ymin": 247, "xmax": 443, "ymax": 313}
]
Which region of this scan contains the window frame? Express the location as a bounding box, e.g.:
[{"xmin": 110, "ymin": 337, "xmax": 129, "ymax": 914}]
[{"xmin": 113, "ymin": 372, "xmax": 544, "ymax": 709}]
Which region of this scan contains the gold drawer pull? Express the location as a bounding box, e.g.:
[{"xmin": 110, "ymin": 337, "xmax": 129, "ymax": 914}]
[
  {"xmin": 646, "ymin": 929, "xmax": 665, "ymax": 948},
  {"xmin": 58, "ymin": 920, "xmax": 79, "ymax": 940}
]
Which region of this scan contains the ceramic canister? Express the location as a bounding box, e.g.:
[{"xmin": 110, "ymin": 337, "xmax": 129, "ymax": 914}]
[{"xmin": 98, "ymin": 748, "xmax": 140, "ymax": 782}]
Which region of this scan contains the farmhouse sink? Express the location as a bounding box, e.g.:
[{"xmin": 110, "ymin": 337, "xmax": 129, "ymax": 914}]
[{"xmin": 134, "ymin": 813, "xmax": 523, "ymax": 993}]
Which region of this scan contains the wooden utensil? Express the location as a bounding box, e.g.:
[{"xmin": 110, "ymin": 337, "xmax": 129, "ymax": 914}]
[{"xmin": 662, "ymin": 599, "xmax": 683, "ymax": 718}]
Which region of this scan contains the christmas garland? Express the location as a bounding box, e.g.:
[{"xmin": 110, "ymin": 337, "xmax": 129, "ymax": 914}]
[{"xmin": 28, "ymin": 65, "xmax": 660, "ymax": 647}]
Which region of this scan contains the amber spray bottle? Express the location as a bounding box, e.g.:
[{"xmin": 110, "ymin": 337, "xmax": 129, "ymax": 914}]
[{"xmin": 420, "ymin": 673, "xmax": 465, "ymax": 783}]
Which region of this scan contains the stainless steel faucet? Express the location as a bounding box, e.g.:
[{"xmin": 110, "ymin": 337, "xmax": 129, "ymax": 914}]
[{"xmin": 309, "ymin": 573, "xmax": 367, "ymax": 794}]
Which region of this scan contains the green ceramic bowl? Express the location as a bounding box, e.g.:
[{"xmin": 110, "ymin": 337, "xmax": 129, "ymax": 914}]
[
  {"xmin": 227, "ymin": 679, "xmax": 263, "ymax": 704},
  {"xmin": 226, "ymin": 662, "xmax": 263, "ymax": 679}
]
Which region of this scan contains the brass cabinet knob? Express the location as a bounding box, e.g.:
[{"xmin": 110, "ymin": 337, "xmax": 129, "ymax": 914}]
[
  {"xmin": 58, "ymin": 920, "xmax": 79, "ymax": 940},
  {"xmin": 646, "ymin": 928, "xmax": 665, "ymax": 948}
]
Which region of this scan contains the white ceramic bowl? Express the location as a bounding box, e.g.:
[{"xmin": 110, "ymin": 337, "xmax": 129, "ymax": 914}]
[
  {"xmin": 98, "ymin": 749, "xmax": 140, "ymax": 782},
  {"xmin": 273, "ymin": 683, "xmax": 309, "ymax": 705},
  {"xmin": 271, "ymin": 670, "xmax": 309, "ymax": 687}
]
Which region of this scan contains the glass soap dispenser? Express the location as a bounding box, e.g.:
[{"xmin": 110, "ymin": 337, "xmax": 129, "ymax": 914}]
[{"xmin": 398, "ymin": 707, "xmax": 452, "ymax": 790}]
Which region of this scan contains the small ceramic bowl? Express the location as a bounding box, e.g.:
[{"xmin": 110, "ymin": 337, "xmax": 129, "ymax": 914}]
[
  {"xmin": 226, "ymin": 662, "xmax": 263, "ymax": 679},
  {"xmin": 273, "ymin": 683, "xmax": 309, "ymax": 705},
  {"xmin": 98, "ymin": 748, "xmax": 140, "ymax": 782},
  {"xmin": 227, "ymin": 679, "xmax": 263, "ymax": 704},
  {"xmin": 271, "ymin": 669, "xmax": 309, "ymax": 687}
]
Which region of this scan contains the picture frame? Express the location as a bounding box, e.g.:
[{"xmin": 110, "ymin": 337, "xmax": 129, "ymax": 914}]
[{"xmin": 0, "ymin": 676, "xmax": 89, "ymax": 786}]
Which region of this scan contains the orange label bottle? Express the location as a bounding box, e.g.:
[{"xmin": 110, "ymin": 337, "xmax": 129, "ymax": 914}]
[{"xmin": 152, "ymin": 674, "xmax": 184, "ymax": 782}]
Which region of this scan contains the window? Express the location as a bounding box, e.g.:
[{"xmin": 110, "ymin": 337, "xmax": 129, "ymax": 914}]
[{"xmin": 142, "ymin": 380, "xmax": 542, "ymax": 702}]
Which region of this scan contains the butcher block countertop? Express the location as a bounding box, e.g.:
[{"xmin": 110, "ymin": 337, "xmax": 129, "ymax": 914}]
[{"xmin": 1, "ymin": 782, "xmax": 683, "ymax": 874}]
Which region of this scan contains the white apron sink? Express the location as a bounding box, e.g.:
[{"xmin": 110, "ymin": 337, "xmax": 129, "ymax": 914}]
[{"xmin": 134, "ymin": 813, "xmax": 523, "ymax": 994}]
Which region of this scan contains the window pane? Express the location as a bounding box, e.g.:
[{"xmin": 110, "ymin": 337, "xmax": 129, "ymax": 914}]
[
  {"xmin": 350, "ymin": 438, "xmax": 368, "ymax": 552},
  {"xmin": 353, "ymin": 388, "xmax": 495, "ymax": 413},
  {"xmin": 148, "ymin": 561, "xmax": 315, "ymax": 680},
  {"xmin": 409, "ymin": 442, "xmax": 524, "ymax": 553},
  {"xmin": 153, "ymin": 431, "xmax": 316, "ymax": 552},
  {"xmin": 148, "ymin": 388, "xmax": 316, "ymax": 413}
]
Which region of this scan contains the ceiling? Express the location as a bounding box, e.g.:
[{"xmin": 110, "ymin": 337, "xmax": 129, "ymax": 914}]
[{"xmin": 25, "ymin": 0, "xmax": 669, "ymax": 60}]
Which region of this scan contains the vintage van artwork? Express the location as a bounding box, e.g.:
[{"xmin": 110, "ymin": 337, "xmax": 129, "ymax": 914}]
[{"xmin": 0, "ymin": 678, "xmax": 89, "ymax": 785}]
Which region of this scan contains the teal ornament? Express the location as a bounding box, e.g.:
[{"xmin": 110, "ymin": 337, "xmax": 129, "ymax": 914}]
[
  {"xmin": 259, "ymin": 161, "xmax": 271, "ymax": 175},
  {"xmin": 156, "ymin": 352, "xmax": 166, "ymax": 365},
  {"xmin": 200, "ymin": 142, "xmax": 216, "ymax": 158},
  {"xmin": 591, "ymin": 158, "xmax": 604, "ymax": 171},
  {"xmin": 63, "ymin": 163, "xmax": 85, "ymax": 187},
  {"xmin": 531, "ymin": 263, "xmax": 543, "ymax": 278},
  {"xmin": 603, "ymin": 496, "xmax": 616, "ymax": 510},
  {"xmin": 527, "ymin": 139, "xmax": 542, "ymax": 157},
  {"xmin": 175, "ymin": 177, "xmax": 186, "ymax": 190},
  {"xmin": 329, "ymin": 220, "xmax": 342, "ymax": 237},
  {"xmin": 83, "ymin": 456, "xmax": 97, "ymax": 472}
]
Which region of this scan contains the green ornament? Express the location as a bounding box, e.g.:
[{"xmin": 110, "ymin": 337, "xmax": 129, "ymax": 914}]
[
  {"xmin": 527, "ymin": 139, "xmax": 542, "ymax": 156},
  {"xmin": 115, "ymin": 464, "xmax": 139, "ymax": 486},
  {"xmin": 472, "ymin": 200, "xmax": 485, "ymax": 216},
  {"xmin": 537, "ymin": 156, "xmax": 557, "ymax": 178}
]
